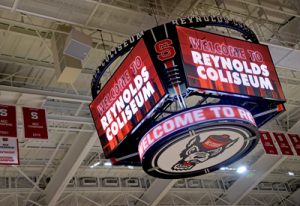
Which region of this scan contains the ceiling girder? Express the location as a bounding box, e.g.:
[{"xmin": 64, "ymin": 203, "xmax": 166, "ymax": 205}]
[
  {"xmin": 137, "ymin": 179, "xmax": 177, "ymax": 206},
  {"xmin": 44, "ymin": 132, "xmax": 98, "ymax": 206},
  {"xmin": 233, "ymin": 0, "xmax": 300, "ymax": 18},
  {"xmin": 0, "ymin": 85, "xmax": 91, "ymax": 103},
  {"xmin": 221, "ymin": 151, "xmax": 286, "ymax": 205},
  {"xmin": 287, "ymin": 188, "xmax": 300, "ymax": 205}
]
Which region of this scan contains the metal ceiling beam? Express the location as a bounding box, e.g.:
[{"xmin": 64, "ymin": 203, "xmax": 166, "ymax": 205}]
[
  {"xmin": 85, "ymin": 0, "xmax": 144, "ymax": 16},
  {"xmin": 85, "ymin": 3, "xmax": 100, "ymax": 26},
  {"xmin": 287, "ymin": 188, "xmax": 300, "ymax": 205},
  {"xmin": 221, "ymin": 150, "xmax": 286, "ymax": 205},
  {"xmin": 279, "ymin": 76, "xmax": 300, "ymax": 85},
  {"xmin": 0, "ymin": 85, "xmax": 91, "ymax": 103},
  {"xmin": 233, "ymin": 0, "xmax": 300, "ymax": 18},
  {"xmin": 11, "ymin": 0, "xmax": 19, "ymax": 11},
  {"xmin": 47, "ymin": 114, "xmax": 93, "ymax": 125},
  {"xmin": 0, "ymin": 55, "xmax": 54, "ymax": 71},
  {"xmin": 0, "ymin": 15, "xmax": 121, "ymax": 46},
  {"xmin": 0, "ymin": 54, "xmax": 95, "ymax": 75},
  {"xmin": 288, "ymin": 119, "xmax": 300, "ymax": 133},
  {"xmin": 0, "ymin": 16, "xmax": 68, "ymax": 35},
  {"xmin": 0, "ymin": 3, "xmax": 129, "ymax": 37},
  {"xmin": 285, "ymin": 99, "xmax": 300, "ymax": 108},
  {"xmin": 183, "ymin": 0, "xmax": 201, "ymax": 16},
  {"xmin": 44, "ymin": 132, "xmax": 98, "ymax": 206},
  {"xmin": 137, "ymin": 179, "xmax": 176, "ymax": 206}
]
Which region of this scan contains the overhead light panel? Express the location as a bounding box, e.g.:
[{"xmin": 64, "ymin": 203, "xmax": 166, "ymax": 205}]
[
  {"xmin": 128, "ymin": 165, "xmax": 134, "ymax": 169},
  {"xmin": 104, "ymin": 161, "xmax": 112, "ymax": 167},
  {"xmin": 237, "ymin": 166, "xmax": 247, "ymax": 174},
  {"xmin": 90, "ymin": 161, "xmax": 101, "ymax": 168}
]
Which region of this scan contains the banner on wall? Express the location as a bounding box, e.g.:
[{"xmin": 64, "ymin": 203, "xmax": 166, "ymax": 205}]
[
  {"xmin": 0, "ymin": 137, "xmax": 19, "ymax": 165},
  {"xmin": 259, "ymin": 131, "xmax": 300, "ymax": 156},
  {"xmin": 0, "ymin": 104, "xmax": 17, "ymax": 138},
  {"xmin": 287, "ymin": 133, "xmax": 300, "ymax": 156},
  {"xmin": 259, "ymin": 131, "xmax": 278, "ymax": 155},
  {"xmin": 272, "ymin": 132, "xmax": 294, "ymax": 156},
  {"xmin": 22, "ymin": 107, "xmax": 48, "ymax": 139}
]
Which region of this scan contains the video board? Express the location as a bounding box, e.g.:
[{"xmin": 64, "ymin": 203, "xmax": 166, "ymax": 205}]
[
  {"xmin": 177, "ymin": 26, "xmax": 285, "ymax": 101},
  {"xmin": 90, "ymin": 39, "xmax": 166, "ymax": 157}
]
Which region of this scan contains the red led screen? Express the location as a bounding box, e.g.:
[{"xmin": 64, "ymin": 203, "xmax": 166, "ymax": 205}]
[
  {"xmin": 90, "ymin": 39, "xmax": 166, "ymax": 157},
  {"xmin": 177, "ymin": 26, "xmax": 285, "ymax": 101}
]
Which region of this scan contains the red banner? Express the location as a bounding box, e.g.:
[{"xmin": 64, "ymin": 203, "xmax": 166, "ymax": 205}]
[
  {"xmin": 90, "ymin": 39, "xmax": 167, "ymax": 157},
  {"xmin": 0, "ymin": 104, "xmax": 17, "ymax": 138},
  {"xmin": 259, "ymin": 131, "xmax": 278, "ymax": 155},
  {"xmin": 0, "ymin": 137, "xmax": 19, "ymax": 165},
  {"xmin": 22, "ymin": 107, "xmax": 48, "ymax": 139},
  {"xmin": 273, "ymin": 132, "xmax": 293, "ymax": 155},
  {"xmin": 287, "ymin": 133, "xmax": 300, "ymax": 156},
  {"xmin": 177, "ymin": 26, "xmax": 285, "ymax": 101}
]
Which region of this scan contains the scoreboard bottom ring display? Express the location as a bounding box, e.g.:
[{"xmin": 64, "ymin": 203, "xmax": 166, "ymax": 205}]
[{"xmin": 138, "ymin": 105, "xmax": 259, "ymax": 179}]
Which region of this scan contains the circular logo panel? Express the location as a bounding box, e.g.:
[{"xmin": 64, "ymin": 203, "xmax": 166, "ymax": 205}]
[
  {"xmin": 156, "ymin": 126, "xmax": 247, "ymax": 173},
  {"xmin": 139, "ymin": 105, "xmax": 259, "ymax": 179}
]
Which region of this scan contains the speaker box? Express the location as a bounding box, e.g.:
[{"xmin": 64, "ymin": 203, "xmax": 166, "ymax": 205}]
[
  {"xmin": 63, "ymin": 29, "xmax": 92, "ymax": 60},
  {"xmin": 52, "ymin": 32, "xmax": 82, "ymax": 83}
]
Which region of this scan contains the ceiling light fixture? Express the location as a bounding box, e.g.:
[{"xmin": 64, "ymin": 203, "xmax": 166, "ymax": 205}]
[
  {"xmin": 104, "ymin": 161, "xmax": 112, "ymax": 167},
  {"xmin": 237, "ymin": 166, "xmax": 247, "ymax": 174},
  {"xmin": 90, "ymin": 161, "xmax": 101, "ymax": 168}
]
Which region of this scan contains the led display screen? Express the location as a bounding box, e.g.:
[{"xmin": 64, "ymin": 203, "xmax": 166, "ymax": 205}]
[
  {"xmin": 177, "ymin": 26, "xmax": 285, "ymax": 101},
  {"xmin": 90, "ymin": 39, "xmax": 166, "ymax": 157}
]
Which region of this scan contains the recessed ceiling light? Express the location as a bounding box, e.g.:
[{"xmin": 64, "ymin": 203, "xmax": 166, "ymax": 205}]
[{"xmin": 288, "ymin": 171, "xmax": 295, "ymax": 176}]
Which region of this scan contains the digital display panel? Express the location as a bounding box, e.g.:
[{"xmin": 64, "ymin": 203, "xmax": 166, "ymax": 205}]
[
  {"xmin": 177, "ymin": 26, "xmax": 285, "ymax": 101},
  {"xmin": 90, "ymin": 39, "xmax": 166, "ymax": 157}
]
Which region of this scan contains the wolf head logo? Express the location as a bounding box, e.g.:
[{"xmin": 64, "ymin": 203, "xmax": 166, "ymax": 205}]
[{"xmin": 172, "ymin": 134, "xmax": 238, "ymax": 171}]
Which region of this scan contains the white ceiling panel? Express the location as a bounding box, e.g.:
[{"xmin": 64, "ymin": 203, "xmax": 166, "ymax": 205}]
[
  {"xmin": 278, "ymin": 50, "xmax": 300, "ymax": 71},
  {"xmin": 268, "ymin": 44, "xmax": 293, "ymax": 64}
]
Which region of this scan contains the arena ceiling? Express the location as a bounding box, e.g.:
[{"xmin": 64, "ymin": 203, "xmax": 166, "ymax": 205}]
[{"xmin": 0, "ymin": 0, "xmax": 299, "ymax": 205}]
